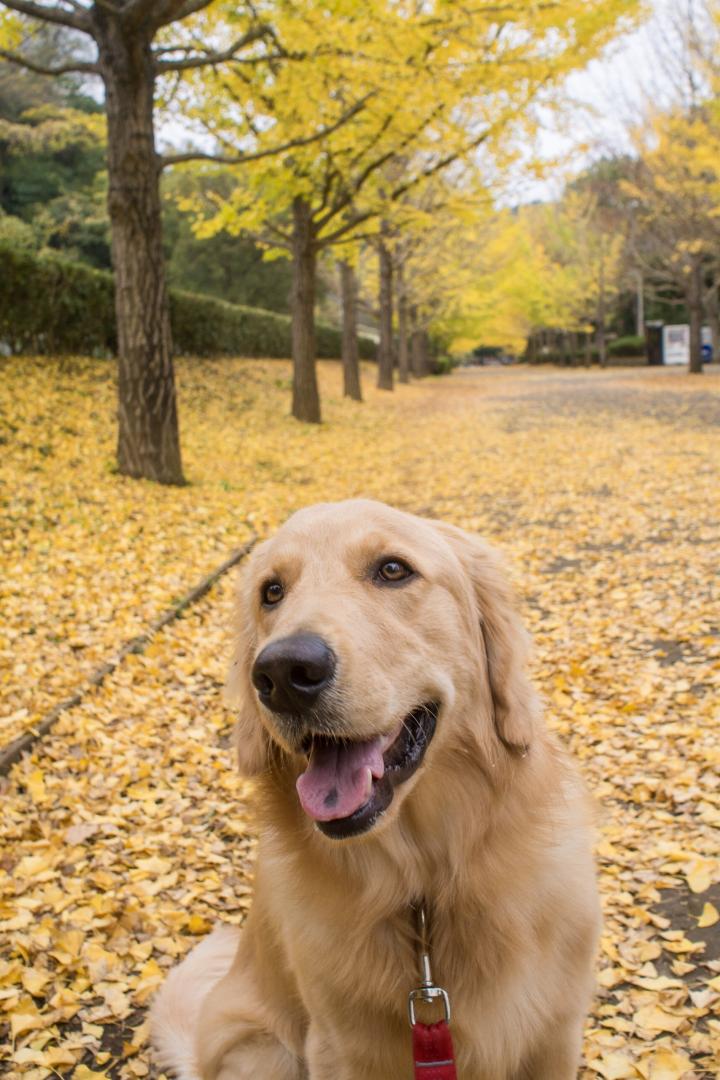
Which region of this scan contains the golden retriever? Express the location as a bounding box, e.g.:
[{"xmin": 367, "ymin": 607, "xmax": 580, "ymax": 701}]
[{"xmin": 151, "ymin": 500, "xmax": 600, "ymax": 1080}]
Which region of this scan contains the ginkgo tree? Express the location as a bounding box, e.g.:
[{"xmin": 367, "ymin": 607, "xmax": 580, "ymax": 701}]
[
  {"xmin": 0, "ymin": 1, "xmax": 360, "ymax": 482},
  {"xmin": 419, "ymin": 207, "xmax": 562, "ymax": 359},
  {"xmin": 625, "ymin": 108, "xmax": 720, "ymax": 373},
  {"xmin": 178, "ymin": 0, "xmax": 643, "ymax": 422},
  {"xmin": 527, "ymin": 192, "xmax": 625, "ymax": 366}
]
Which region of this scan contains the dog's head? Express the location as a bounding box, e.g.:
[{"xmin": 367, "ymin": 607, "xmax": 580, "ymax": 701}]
[{"xmin": 227, "ymin": 500, "xmax": 538, "ymax": 840}]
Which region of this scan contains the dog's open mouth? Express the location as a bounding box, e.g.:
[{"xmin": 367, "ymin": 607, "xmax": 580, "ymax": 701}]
[{"xmin": 295, "ymin": 702, "xmax": 439, "ymax": 839}]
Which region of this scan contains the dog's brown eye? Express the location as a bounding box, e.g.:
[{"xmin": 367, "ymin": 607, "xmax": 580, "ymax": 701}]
[
  {"xmin": 376, "ymin": 559, "xmax": 414, "ymax": 585},
  {"xmin": 262, "ymin": 580, "xmax": 284, "ymax": 606}
]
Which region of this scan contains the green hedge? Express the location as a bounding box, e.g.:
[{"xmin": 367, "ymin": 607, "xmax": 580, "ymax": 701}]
[
  {"xmin": 0, "ymin": 244, "xmax": 376, "ymax": 360},
  {"xmin": 527, "ymin": 350, "xmax": 598, "ymax": 365},
  {"xmin": 607, "ymin": 335, "xmax": 646, "ymax": 358},
  {"xmin": 0, "ymin": 244, "xmax": 117, "ymax": 356}
]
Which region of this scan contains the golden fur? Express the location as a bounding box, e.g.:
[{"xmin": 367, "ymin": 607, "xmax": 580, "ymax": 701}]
[{"xmin": 151, "ymin": 500, "xmax": 600, "ymax": 1079}]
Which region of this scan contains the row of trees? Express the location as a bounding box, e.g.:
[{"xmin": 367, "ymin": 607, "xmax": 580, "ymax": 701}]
[
  {"xmin": 466, "ymin": 0, "xmax": 720, "ymax": 375},
  {"xmin": 0, "ymin": 0, "xmax": 641, "ymax": 484}
]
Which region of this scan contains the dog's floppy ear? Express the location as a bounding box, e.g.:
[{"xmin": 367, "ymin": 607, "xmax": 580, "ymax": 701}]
[
  {"xmin": 224, "ymin": 560, "xmax": 269, "ymax": 776},
  {"xmin": 435, "ymin": 522, "xmax": 539, "ymax": 754}
]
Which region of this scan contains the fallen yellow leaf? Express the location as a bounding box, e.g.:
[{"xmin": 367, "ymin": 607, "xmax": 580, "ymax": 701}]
[
  {"xmin": 25, "ymin": 769, "xmax": 46, "ymax": 802},
  {"xmin": 643, "ymin": 1047, "xmax": 693, "ymax": 1079},
  {"xmin": 697, "ymin": 901, "xmax": 719, "ymax": 928}
]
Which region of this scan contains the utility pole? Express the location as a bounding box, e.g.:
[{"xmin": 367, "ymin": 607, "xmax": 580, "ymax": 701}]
[{"xmin": 636, "ymin": 270, "xmax": 645, "ymax": 338}]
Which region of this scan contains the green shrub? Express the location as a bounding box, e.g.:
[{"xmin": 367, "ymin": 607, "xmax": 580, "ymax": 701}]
[
  {"xmin": 431, "ymin": 354, "xmax": 458, "ymax": 375},
  {"xmin": 608, "ymin": 335, "xmax": 646, "ymax": 357},
  {"xmin": 0, "ymin": 244, "xmax": 116, "ymax": 355},
  {"xmin": 0, "ymin": 244, "xmax": 376, "ymax": 360}
]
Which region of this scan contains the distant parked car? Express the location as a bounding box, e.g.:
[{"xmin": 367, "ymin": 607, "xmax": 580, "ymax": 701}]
[{"xmin": 471, "ymin": 347, "xmax": 515, "ymax": 366}]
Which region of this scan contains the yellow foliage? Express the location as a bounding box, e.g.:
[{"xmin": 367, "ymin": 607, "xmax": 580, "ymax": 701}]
[{"xmin": 168, "ymin": 0, "xmax": 644, "ymax": 346}]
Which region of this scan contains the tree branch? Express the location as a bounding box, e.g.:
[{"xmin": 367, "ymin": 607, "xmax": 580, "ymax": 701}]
[
  {"xmin": 155, "ymin": 26, "xmax": 276, "ymax": 72},
  {"xmin": 0, "ymin": 0, "xmax": 91, "ymax": 32},
  {"xmin": 160, "ymin": 94, "xmax": 370, "ymax": 169},
  {"xmin": 317, "ymin": 130, "xmax": 490, "ymax": 251},
  {"xmin": 170, "ymin": 0, "xmax": 214, "ymax": 19},
  {"xmin": 0, "ymin": 45, "xmax": 99, "ymax": 74},
  {"xmin": 140, "ymin": 0, "xmax": 213, "ymax": 28},
  {"xmin": 314, "ymin": 106, "xmax": 443, "ymax": 235},
  {"xmin": 318, "ymin": 208, "xmax": 376, "ymax": 249}
]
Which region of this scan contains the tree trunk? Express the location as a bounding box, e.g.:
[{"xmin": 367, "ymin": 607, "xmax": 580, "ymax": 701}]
[
  {"xmin": 705, "ymin": 272, "xmax": 720, "ymax": 363},
  {"xmin": 410, "ymin": 331, "xmax": 424, "ymax": 376},
  {"xmin": 397, "ymin": 263, "xmax": 409, "ymax": 384},
  {"xmin": 687, "ymin": 255, "xmax": 703, "ymax": 375},
  {"xmin": 597, "ymin": 249, "xmax": 607, "ymax": 369},
  {"xmin": 377, "ymin": 230, "xmax": 394, "ymax": 390},
  {"xmin": 97, "ymin": 15, "xmax": 184, "ymax": 485},
  {"xmin": 339, "ymin": 260, "xmax": 362, "ymax": 402},
  {"xmin": 635, "ymin": 270, "xmax": 645, "ymax": 339},
  {"xmin": 409, "ymin": 306, "xmax": 424, "ymax": 376},
  {"xmin": 291, "ymin": 197, "xmax": 321, "ymax": 420},
  {"xmin": 419, "ymin": 330, "xmax": 431, "ymax": 374}
]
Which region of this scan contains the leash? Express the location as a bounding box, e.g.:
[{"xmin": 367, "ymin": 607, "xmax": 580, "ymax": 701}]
[{"xmin": 408, "ymin": 903, "xmax": 457, "ymax": 1079}]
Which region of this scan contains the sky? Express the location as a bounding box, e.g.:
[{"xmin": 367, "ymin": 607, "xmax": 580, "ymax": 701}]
[{"xmin": 514, "ymin": 0, "xmax": 713, "ymax": 202}]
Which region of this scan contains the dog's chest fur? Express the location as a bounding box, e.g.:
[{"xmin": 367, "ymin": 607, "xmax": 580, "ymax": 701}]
[{"xmin": 260, "ymin": 790, "xmax": 597, "ymax": 1079}]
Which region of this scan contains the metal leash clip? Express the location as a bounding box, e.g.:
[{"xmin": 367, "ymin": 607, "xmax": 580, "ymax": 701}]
[{"xmin": 407, "ymin": 903, "xmax": 452, "ymax": 1027}]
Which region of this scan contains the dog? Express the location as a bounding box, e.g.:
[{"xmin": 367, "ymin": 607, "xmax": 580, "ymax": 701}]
[{"xmin": 151, "ymin": 500, "xmax": 600, "ymax": 1079}]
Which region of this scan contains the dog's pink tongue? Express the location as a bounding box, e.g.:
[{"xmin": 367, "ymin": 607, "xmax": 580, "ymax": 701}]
[{"xmin": 296, "ymin": 738, "xmax": 384, "ymax": 822}]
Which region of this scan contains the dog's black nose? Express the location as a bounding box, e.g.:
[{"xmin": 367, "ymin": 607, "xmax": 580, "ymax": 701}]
[{"xmin": 252, "ymin": 634, "xmax": 336, "ymax": 714}]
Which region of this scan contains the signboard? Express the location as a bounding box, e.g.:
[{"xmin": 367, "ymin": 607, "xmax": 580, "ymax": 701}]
[
  {"xmin": 662, "ymin": 325, "xmax": 690, "ymax": 366},
  {"xmin": 661, "ymin": 324, "xmax": 713, "ymax": 364},
  {"xmin": 702, "ymin": 326, "xmax": 713, "ymax": 361}
]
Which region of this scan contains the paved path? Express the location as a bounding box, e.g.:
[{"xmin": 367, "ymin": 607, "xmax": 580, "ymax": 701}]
[{"xmin": 1, "ymin": 362, "xmax": 718, "ymax": 1078}]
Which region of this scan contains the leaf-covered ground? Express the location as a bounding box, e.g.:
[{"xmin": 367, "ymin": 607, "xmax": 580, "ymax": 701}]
[{"xmin": 1, "ymin": 357, "xmax": 719, "ymax": 1080}]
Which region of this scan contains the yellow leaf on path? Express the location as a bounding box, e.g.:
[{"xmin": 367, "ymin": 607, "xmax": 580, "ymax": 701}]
[
  {"xmin": 22, "ymin": 967, "xmax": 51, "ymax": 996},
  {"xmin": 186, "ymin": 913, "xmax": 211, "ymax": 935},
  {"xmin": 83, "ymin": 942, "xmax": 123, "ymax": 982},
  {"xmin": 13, "ymin": 1049, "xmax": 46, "ymax": 1066},
  {"xmin": 634, "ymin": 1003, "xmax": 686, "ymax": 1033},
  {"xmin": 25, "ymin": 769, "xmax": 46, "ymax": 802},
  {"xmin": 65, "ymin": 822, "xmax": 102, "ymax": 845},
  {"xmin": 636, "ymin": 941, "xmax": 662, "ymax": 962},
  {"xmin": 99, "ymin": 982, "xmax": 130, "ymax": 1018},
  {"xmin": 45, "ymin": 1046, "xmax": 80, "ymax": 1067},
  {"xmin": 671, "ymin": 960, "xmax": 696, "ymax": 976},
  {"xmin": 15, "ymin": 853, "xmax": 54, "ymax": 878},
  {"xmin": 134, "ymin": 855, "xmax": 173, "ymax": 875},
  {"xmin": 0, "ymin": 959, "xmax": 22, "ymax": 986},
  {"xmin": 642, "ymin": 1047, "xmax": 693, "ymax": 1079},
  {"xmin": 50, "ymin": 928, "xmax": 85, "ymax": 965},
  {"xmin": 74, "ymin": 1067, "xmax": 109, "ymax": 1080},
  {"xmin": 588, "ymin": 1051, "xmax": 636, "ymax": 1078},
  {"xmin": 684, "ymin": 858, "xmax": 718, "ymax": 894},
  {"xmin": 697, "ymin": 901, "xmax": 719, "ymax": 928},
  {"xmin": 631, "ymin": 975, "xmax": 685, "ymax": 991},
  {"xmin": 10, "ymin": 1008, "xmax": 45, "ymax": 1038},
  {"xmin": 16, "ymin": 1045, "xmax": 79, "ymax": 1068},
  {"xmin": 133, "ymin": 957, "xmax": 164, "ymax": 1005}
]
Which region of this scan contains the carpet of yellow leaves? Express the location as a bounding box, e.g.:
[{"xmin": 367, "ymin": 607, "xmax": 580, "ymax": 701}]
[{"xmin": 1, "ymin": 357, "xmax": 719, "ymax": 1079}]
